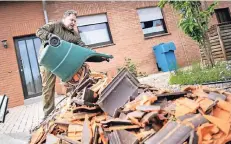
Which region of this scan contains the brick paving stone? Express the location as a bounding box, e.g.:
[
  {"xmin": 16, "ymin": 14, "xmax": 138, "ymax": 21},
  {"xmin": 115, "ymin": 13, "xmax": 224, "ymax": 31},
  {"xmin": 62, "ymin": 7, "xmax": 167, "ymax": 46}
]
[{"xmin": 0, "ymin": 95, "xmax": 64, "ymax": 134}]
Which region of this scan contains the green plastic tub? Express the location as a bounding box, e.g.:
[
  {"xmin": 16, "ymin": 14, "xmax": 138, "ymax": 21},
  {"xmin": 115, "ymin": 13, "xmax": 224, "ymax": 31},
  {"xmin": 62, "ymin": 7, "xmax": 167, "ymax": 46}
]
[{"xmin": 39, "ymin": 40, "xmax": 113, "ymax": 82}]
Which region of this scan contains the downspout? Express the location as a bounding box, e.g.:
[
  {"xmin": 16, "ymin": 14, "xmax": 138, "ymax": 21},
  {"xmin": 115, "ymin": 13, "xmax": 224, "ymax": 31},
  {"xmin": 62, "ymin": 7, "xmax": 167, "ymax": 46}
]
[{"xmin": 42, "ymin": 0, "xmax": 49, "ymax": 24}]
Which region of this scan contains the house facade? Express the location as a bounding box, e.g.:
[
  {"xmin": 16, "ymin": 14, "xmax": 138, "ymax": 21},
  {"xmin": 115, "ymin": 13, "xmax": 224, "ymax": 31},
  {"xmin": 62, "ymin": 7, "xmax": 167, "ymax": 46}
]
[{"xmin": 0, "ymin": 1, "xmax": 230, "ymax": 107}]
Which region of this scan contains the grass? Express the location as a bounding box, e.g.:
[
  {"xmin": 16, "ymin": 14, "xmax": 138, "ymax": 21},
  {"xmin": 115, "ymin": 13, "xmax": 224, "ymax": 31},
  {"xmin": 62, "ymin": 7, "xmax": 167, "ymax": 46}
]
[{"xmin": 169, "ymin": 61, "xmax": 231, "ymax": 85}]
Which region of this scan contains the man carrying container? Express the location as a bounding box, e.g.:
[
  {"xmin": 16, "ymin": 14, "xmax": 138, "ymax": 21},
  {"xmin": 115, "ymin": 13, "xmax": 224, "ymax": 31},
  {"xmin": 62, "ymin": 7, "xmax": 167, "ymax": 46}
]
[{"xmin": 36, "ymin": 10, "xmax": 88, "ymax": 119}]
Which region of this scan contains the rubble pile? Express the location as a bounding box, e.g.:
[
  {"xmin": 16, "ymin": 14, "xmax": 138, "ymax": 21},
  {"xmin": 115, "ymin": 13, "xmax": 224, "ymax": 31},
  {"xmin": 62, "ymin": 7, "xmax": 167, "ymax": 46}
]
[{"xmin": 30, "ymin": 68, "xmax": 231, "ymax": 144}]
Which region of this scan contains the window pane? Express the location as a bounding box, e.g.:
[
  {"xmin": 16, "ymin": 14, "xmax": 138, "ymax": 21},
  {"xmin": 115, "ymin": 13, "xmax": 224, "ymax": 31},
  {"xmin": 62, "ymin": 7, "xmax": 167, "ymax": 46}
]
[
  {"xmin": 18, "ymin": 40, "xmax": 36, "ymax": 95},
  {"xmin": 141, "ymin": 20, "xmax": 165, "ymax": 35},
  {"xmin": 79, "ymin": 23, "xmax": 111, "ymax": 45},
  {"xmin": 77, "ymin": 14, "xmax": 107, "ymax": 26},
  {"xmin": 137, "ymin": 7, "xmax": 163, "ymax": 22},
  {"xmin": 33, "ymin": 38, "xmax": 41, "ymax": 57},
  {"xmin": 26, "ymin": 39, "xmax": 42, "ymax": 93},
  {"xmin": 215, "ymin": 8, "xmax": 231, "ymax": 23}
]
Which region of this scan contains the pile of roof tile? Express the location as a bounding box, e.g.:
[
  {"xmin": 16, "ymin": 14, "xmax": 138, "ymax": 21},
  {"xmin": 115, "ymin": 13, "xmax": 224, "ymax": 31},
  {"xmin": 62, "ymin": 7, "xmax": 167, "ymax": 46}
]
[{"xmin": 29, "ymin": 68, "xmax": 231, "ymax": 144}]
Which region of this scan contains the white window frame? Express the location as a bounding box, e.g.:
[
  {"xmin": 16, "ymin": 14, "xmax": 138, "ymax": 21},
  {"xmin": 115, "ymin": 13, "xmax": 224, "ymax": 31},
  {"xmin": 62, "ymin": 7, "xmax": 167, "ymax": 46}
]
[
  {"xmin": 77, "ymin": 14, "xmax": 113, "ymax": 47},
  {"xmin": 137, "ymin": 7, "xmax": 168, "ymax": 37}
]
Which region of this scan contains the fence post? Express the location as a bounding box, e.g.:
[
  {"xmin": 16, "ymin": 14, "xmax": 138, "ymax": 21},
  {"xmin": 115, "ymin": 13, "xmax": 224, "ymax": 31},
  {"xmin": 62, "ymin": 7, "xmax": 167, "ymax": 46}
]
[{"xmin": 217, "ymin": 25, "xmax": 227, "ymax": 60}]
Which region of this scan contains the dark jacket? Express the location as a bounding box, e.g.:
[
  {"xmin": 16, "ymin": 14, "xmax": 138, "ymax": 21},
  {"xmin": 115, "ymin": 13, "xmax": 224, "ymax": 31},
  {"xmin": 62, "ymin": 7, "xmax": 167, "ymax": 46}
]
[{"xmin": 36, "ymin": 21, "xmax": 87, "ymax": 48}]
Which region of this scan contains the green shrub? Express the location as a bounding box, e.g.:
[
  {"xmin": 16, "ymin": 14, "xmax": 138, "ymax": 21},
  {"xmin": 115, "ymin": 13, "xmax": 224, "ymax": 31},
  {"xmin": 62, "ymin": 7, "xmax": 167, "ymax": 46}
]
[
  {"xmin": 169, "ymin": 61, "xmax": 231, "ymax": 85},
  {"xmin": 117, "ymin": 58, "xmax": 147, "ymax": 77}
]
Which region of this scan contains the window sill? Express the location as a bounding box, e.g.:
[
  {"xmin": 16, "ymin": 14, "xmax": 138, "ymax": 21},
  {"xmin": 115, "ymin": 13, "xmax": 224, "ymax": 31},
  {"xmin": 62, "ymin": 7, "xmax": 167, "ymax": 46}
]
[
  {"xmin": 144, "ymin": 33, "xmax": 171, "ymax": 39},
  {"xmin": 91, "ymin": 43, "xmax": 115, "ymax": 49}
]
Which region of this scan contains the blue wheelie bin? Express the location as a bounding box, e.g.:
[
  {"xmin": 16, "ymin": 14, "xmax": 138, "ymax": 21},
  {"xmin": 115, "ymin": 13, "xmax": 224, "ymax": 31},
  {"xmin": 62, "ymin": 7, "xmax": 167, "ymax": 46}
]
[{"xmin": 153, "ymin": 42, "xmax": 177, "ymax": 72}]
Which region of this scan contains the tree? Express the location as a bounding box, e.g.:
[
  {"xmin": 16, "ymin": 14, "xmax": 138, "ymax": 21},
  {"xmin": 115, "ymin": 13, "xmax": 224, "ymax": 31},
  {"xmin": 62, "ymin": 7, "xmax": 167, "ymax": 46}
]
[{"xmin": 158, "ymin": 1, "xmax": 218, "ymax": 66}]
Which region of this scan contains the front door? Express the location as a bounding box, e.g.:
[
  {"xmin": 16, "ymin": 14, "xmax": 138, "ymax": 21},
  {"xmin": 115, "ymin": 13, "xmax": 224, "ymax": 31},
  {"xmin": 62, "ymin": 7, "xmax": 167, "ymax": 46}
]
[{"xmin": 14, "ymin": 36, "xmax": 42, "ymax": 99}]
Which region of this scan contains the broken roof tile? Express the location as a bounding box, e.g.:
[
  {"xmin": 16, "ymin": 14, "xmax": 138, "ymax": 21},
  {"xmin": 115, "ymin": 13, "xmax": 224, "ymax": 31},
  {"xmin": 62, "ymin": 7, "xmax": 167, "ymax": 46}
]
[
  {"xmin": 136, "ymin": 105, "xmax": 161, "ymax": 112},
  {"xmin": 135, "ymin": 129, "xmax": 155, "ymax": 141},
  {"xmin": 140, "ymin": 111, "xmax": 158, "ymax": 126},
  {"xmin": 213, "ymin": 107, "xmax": 230, "ymax": 121},
  {"xmin": 204, "ymin": 115, "xmax": 230, "ymax": 135},
  {"xmin": 208, "ymin": 92, "xmax": 226, "ymax": 101},
  {"xmin": 197, "ymin": 98, "xmax": 214, "ymax": 113},
  {"xmin": 128, "ymin": 116, "xmax": 142, "ymax": 127},
  {"xmin": 101, "ymin": 118, "xmax": 132, "ymax": 126},
  {"xmin": 175, "ymin": 98, "xmax": 199, "ymax": 117},
  {"xmin": 197, "ymin": 123, "xmax": 214, "ymax": 144},
  {"xmin": 108, "ymin": 130, "xmax": 138, "ymax": 144},
  {"xmin": 126, "ymin": 111, "xmax": 145, "ymax": 119},
  {"xmin": 193, "ymin": 89, "xmax": 209, "ymax": 98},
  {"xmin": 104, "ymin": 125, "xmax": 140, "ymax": 131},
  {"xmin": 68, "ymin": 124, "xmax": 83, "ymax": 133},
  {"xmin": 217, "ymin": 99, "xmax": 231, "ymax": 112}
]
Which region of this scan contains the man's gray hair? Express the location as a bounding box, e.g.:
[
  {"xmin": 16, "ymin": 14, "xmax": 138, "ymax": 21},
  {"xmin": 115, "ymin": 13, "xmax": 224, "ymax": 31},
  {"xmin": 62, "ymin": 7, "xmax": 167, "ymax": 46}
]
[{"xmin": 63, "ymin": 10, "xmax": 77, "ymax": 18}]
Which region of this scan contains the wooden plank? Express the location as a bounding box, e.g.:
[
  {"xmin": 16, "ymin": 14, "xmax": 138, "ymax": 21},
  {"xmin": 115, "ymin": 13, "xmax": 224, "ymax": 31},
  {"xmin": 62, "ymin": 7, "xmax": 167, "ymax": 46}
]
[
  {"xmin": 104, "ymin": 125, "xmax": 140, "ymax": 131},
  {"xmin": 209, "ymin": 35, "xmax": 219, "ymax": 40},
  {"xmin": 209, "ymin": 33, "xmax": 218, "ymax": 37},
  {"xmin": 221, "ymin": 35, "xmax": 231, "ymax": 40},
  {"xmin": 211, "ymin": 46, "xmax": 222, "ymax": 51},
  {"xmin": 210, "ymin": 42, "xmax": 220, "ymax": 46},
  {"xmin": 212, "ymin": 49, "xmax": 222, "ymax": 53},
  {"xmin": 212, "ymin": 54, "xmax": 224, "ymax": 59},
  {"xmin": 217, "ymin": 26, "xmax": 227, "ymax": 60},
  {"xmin": 225, "ymin": 46, "xmax": 231, "ymax": 50},
  {"xmin": 222, "ymin": 39, "xmax": 231, "ymax": 43},
  {"xmin": 223, "ymin": 42, "xmax": 231, "ymax": 46},
  {"xmin": 211, "ymin": 45, "xmax": 221, "ymax": 49},
  {"xmin": 225, "ymin": 47, "xmax": 231, "ymax": 53},
  {"xmin": 226, "ymin": 55, "xmax": 231, "ymax": 60},
  {"xmin": 219, "ymin": 25, "xmax": 231, "ymax": 30},
  {"xmin": 210, "ymin": 39, "xmax": 220, "ymax": 43},
  {"xmin": 221, "ymin": 32, "xmax": 231, "ymax": 37},
  {"xmin": 225, "ymin": 52, "xmax": 231, "ymax": 57},
  {"xmin": 214, "ymin": 58, "xmax": 225, "ymax": 61},
  {"xmin": 219, "ymin": 24, "xmax": 231, "ymax": 28},
  {"xmin": 212, "ymin": 51, "xmax": 223, "ymax": 56},
  {"xmin": 220, "ymin": 27, "xmax": 231, "ymax": 31},
  {"xmin": 220, "ymin": 29, "xmax": 231, "ymax": 34}
]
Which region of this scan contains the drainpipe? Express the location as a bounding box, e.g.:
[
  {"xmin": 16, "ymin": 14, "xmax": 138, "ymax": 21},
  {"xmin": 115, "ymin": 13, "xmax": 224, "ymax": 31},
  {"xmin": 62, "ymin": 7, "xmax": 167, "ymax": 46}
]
[{"xmin": 42, "ymin": 0, "xmax": 49, "ymax": 24}]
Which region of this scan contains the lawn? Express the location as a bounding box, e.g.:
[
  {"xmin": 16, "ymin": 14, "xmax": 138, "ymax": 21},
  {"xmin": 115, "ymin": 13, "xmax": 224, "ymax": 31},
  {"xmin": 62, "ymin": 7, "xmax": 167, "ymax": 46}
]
[{"xmin": 169, "ymin": 61, "xmax": 231, "ymax": 85}]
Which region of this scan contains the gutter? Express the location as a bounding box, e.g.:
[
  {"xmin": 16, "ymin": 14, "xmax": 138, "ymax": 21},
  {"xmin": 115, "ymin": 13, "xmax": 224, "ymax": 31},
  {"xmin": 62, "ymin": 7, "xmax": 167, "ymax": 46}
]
[{"xmin": 42, "ymin": 0, "xmax": 49, "ymax": 24}]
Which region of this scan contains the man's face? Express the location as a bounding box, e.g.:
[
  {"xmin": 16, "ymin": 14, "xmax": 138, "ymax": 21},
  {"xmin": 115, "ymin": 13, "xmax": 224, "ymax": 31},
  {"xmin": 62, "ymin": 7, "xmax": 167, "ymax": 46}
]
[{"xmin": 63, "ymin": 14, "xmax": 77, "ymax": 30}]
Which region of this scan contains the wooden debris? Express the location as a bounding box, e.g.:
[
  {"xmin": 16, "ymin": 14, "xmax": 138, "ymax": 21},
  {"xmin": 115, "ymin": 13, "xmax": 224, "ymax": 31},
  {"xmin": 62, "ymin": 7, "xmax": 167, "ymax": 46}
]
[
  {"xmin": 30, "ymin": 127, "xmax": 44, "ymax": 144},
  {"xmin": 98, "ymin": 126, "xmax": 108, "ymax": 144},
  {"xmin": 128, "ymin": 116, "xmax": 142, "ymax": 127},
  {"xmin": 104, "ymin": 125, "xmax": 140, "ymax": 131},
  {"xmin": 140, "ymin": 111, "xmax": 158, "ymax": 125},
  {"xmin": 57, "ymin": 135, "xmax": 81, "ymax": 144},
  {"xmin": 71, "ymin": 112, "xmax": 101, "ymax": 121},
  {"xmin": 29, "ymin": 70, "xmax": 231, "ymax": 144},
  {"xmin": 135, "ymin": 129, "xmax": 156, "ymax": 141},
  {"xmin": 82, "ymin": 115, "xmax": 93, "ymax": 144}
]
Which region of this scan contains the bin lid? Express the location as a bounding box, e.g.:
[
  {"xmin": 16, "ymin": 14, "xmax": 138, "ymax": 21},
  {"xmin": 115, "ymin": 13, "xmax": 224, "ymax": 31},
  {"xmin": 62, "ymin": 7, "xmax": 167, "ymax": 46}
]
[{"xmin": 154, "ymin": 42, "xmax": 176, "ymax": 53}]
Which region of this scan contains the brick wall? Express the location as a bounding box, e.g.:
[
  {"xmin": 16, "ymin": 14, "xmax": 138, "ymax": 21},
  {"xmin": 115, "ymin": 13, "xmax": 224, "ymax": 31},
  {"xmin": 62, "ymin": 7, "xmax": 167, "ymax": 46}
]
[
  {"xmin": 208, "ymin": 1, "xmax": 231, "ymax": 26},
  {"xmin": 46, "ymin": 1, "xmax": 201, "ymax": 75},
  {"xmin": 0, "ymin": 2, "xmax": 45, "ymax": 107}
]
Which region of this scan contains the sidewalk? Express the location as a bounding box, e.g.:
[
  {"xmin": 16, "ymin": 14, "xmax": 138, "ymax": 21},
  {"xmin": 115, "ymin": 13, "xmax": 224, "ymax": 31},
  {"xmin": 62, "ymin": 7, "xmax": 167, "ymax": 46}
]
[{"xmin": 0, "ymin": 95, "xmax": 64, "ymax": 144}]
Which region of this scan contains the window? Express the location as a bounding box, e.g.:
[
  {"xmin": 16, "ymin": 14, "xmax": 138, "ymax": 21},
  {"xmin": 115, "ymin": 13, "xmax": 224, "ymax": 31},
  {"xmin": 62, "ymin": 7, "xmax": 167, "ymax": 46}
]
[
  {"xmin": 215, "ymin": 8, "xmax": 231, "ymax": 23},
  {"xmin": 77, "ymin": 14, "xmax": 113, "ymax": 47},
  {"xmin": 137, "ymin": 7, "xmax": 167, "ymax": 37}
]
